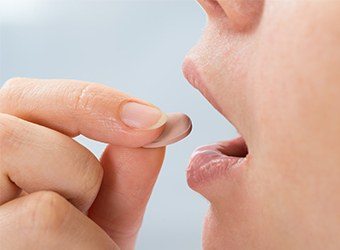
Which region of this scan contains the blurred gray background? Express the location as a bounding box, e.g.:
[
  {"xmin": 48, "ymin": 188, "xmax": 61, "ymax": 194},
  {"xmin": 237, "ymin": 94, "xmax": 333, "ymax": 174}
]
[{"xmin": 0, "ymin": 1, "xmax": 237, "ymax": 249}]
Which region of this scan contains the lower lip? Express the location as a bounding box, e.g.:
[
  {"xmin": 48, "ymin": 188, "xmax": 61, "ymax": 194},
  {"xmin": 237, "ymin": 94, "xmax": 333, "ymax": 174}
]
[{"xmin": 186, "ymin": 142, "xmax": 247, "ymax": 188}]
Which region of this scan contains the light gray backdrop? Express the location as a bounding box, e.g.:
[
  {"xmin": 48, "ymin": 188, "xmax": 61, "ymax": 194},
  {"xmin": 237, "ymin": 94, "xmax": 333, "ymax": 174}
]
[{"xmin": 0, "ymin": 1, "xmax": 237, "ymax": 249}]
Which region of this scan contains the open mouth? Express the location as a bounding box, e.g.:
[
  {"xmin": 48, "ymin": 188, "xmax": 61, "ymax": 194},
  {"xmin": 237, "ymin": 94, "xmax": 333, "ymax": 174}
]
[
  {"xmin": 186, "ymin": 136, "xmax": 249, "ymax": 188},
  {"xmin": 182, "ymin": 58, "xmax": 250, "ymax": 188}
]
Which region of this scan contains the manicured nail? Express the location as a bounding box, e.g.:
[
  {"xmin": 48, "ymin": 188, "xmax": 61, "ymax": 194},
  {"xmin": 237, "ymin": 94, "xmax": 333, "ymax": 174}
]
[{"xmin": 120, "ymin": 101, "xmax": 167, "ymax": 129}]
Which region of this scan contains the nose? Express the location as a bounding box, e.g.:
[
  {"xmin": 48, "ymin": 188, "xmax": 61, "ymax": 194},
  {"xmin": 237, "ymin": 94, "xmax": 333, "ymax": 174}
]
[
  {"xmin": 220, "ymin": 0, "xmax": 264, "ymax": 30},
  {"xmin": 198, "ymin": 0, "xmax": 264, "ymax": 31}
]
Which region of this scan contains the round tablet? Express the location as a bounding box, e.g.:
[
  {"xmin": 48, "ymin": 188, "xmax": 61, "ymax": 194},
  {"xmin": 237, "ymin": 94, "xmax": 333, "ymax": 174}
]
[{"xmin": 143, "ymin": 113, "xmax": 192, "ymax": 148}]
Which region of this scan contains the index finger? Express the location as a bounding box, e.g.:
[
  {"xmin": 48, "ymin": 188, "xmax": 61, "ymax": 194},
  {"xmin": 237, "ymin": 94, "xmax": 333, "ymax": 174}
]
[{"xmin": 0, "ymin": 78, "xmax": 167, "ymax": 147}]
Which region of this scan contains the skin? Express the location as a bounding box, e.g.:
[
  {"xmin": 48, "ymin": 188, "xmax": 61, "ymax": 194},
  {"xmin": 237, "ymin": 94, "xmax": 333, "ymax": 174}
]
[
  {"xmin": 1, "ymin": 1, "xmax": 340, "ymax": 249},
  {"xmin": 184, "ymin": 0, "xmax": 340, "ymax": 249}
]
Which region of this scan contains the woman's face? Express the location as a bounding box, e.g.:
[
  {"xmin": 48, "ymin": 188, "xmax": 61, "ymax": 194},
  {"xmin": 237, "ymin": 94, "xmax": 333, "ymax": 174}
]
[{"xmin": 183, "ymin": 1, "xmax": 340, "ymax": 248}]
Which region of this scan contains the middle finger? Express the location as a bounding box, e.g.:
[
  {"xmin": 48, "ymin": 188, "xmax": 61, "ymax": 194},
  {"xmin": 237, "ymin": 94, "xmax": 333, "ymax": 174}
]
[{"xmin": 0, "ymin": 113, "xmax": 103, "ymax": 212}]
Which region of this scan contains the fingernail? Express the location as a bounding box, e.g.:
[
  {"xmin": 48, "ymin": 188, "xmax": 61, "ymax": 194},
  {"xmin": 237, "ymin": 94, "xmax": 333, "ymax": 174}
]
[{"xmin": 120, "ymin": 101, "xmax": 167, "ymax": 130}]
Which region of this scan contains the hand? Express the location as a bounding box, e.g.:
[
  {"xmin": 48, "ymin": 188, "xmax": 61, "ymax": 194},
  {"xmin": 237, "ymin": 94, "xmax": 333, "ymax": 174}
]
[{"xmin": 0, "ymin": 78, "xmax": 166, "ymax": 249}]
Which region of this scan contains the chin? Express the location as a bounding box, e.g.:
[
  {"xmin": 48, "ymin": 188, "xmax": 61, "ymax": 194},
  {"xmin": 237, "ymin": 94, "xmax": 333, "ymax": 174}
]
[{"xmin": 202, "ymin": 206, "xmax": 240, "ymax": 250}]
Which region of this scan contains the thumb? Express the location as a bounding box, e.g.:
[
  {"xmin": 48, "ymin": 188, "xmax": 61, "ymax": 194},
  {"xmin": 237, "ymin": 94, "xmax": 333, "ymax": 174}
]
[{"xmin": 88, "ymin": 145, "xmax": 165, "ymax": 249}]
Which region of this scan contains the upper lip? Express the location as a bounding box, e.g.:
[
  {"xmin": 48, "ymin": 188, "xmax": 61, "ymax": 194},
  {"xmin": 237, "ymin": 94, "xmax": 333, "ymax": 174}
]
[
  {"xmin": 182, "ymin": 56, "xmax": 251, "ymax": 151},
  {"xmin": 183, "ymin": 56, "xmax": 251, "ymax": 140},
  {"xmin": 182, "ymin": 57, "xmax": 222, "ymax": 113}
]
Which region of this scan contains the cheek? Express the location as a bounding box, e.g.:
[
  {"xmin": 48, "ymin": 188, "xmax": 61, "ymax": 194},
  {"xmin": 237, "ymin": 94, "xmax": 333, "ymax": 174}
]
[
  {"xmin": 250, "ymin": 1, "xmax": 340, "ymax": 160},
  {"xmin": 246, "ymin": 3, "xmax": 340, "ymax": 243}
]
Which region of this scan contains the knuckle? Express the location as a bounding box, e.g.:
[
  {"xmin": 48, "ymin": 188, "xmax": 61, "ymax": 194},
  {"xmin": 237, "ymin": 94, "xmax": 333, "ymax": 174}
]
[
  {"xmin": 0, "ymin": 78, "xmax": 32, "ymax": 111},
  {"xmin": 2, "ymin": 77, "xmax": 23, "ymax": 91},
  {"xmin": 73, "ymin": 83, "xmax": 96, "ymax": 114},
  {"xmin": 73, "ymin": 152, "xmax": 103, "ymax": 209},
  {"xmin": 1, "ymin": 77, "xmax": 27, "ymax": 98},
  {"xmin": 21, "ymin": 191, "xmax": 70, "ymax": 234},
  {"xmin": 0, "ymin": 114, "xmax": 21, "ymax": 155}
]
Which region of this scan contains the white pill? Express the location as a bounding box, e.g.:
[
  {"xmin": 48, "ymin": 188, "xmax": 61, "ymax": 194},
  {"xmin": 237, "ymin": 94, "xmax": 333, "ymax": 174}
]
[{"xmin": 143, "ymin": 113, "xmax": 192, "ymax": 148}]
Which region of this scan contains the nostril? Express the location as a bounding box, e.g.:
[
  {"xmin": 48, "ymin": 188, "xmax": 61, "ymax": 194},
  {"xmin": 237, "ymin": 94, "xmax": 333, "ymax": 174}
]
[
  {"xmin": 197, "ymin": 0, "xmax": 227, "ymax": 18},
  {"xmin": 216, "ymin": 0, "xmax": 264, "ymax": 31}
]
